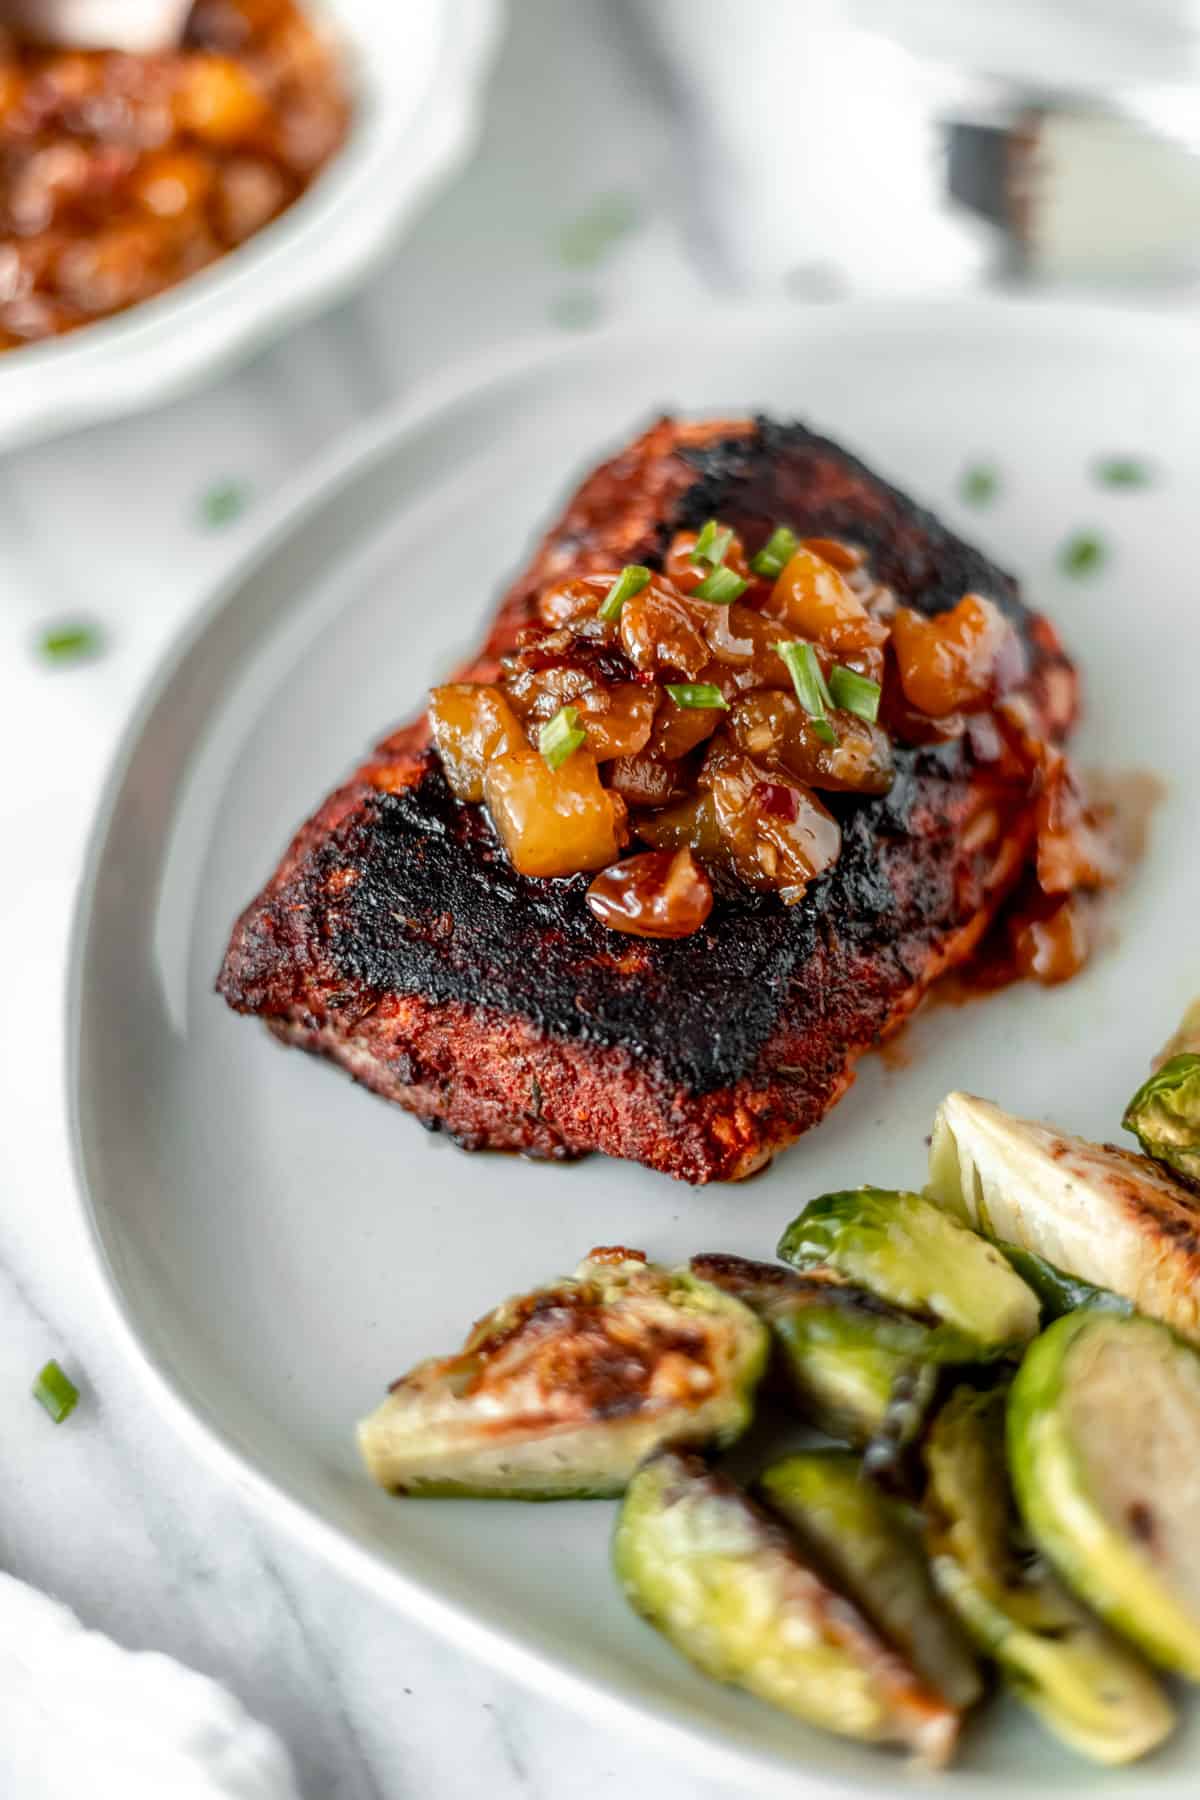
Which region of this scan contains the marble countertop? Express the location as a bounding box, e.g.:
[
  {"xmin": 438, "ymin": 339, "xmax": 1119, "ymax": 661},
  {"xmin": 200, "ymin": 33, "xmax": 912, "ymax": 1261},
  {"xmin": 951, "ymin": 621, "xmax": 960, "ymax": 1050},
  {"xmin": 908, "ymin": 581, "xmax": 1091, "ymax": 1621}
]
[
  {"xmin": 0, "ymin": 4, "xmax": 775, "ymax": 1795},
  {"xmin": 6, "ymin": 2, "xmax": 1194, "ymax": 1791},
  {"xmin": 17, "ymin": 0, "xmax": 1157, "ymax": 1788}
]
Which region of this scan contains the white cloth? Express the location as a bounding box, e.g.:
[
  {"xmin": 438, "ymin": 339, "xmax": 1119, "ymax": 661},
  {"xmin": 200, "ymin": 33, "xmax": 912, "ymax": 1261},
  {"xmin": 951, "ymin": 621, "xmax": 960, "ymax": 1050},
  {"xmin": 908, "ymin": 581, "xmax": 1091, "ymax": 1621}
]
[{"xmin": 1, "ymin": 1574, "xmax": 300, "ymax": 1800}]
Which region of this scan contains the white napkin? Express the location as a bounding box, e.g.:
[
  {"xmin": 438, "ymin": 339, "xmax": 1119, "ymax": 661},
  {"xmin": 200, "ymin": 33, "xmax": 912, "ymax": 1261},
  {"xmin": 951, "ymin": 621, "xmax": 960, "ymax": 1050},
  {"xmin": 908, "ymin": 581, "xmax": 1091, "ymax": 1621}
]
[{"xmin": 1, "ymin": 1573, "xmax": 301, "ymax": 1800}]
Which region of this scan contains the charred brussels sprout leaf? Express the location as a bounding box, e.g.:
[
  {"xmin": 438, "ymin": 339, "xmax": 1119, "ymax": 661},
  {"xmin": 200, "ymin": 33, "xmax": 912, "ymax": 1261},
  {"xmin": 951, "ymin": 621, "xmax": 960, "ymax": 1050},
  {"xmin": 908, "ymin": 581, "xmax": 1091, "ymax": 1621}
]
[
  {"xmin": 1009, "ymin": 1310, "xmax": 1200, "ymax": 1679},
  {"xmin": 996, "ymin": 1244, "xmax": 1130, "ymax": 1321},
  {"xmin": 1123, "ymin": 1054, "xmax": 1200, "ymax": 1189},
  {"xmin": 859, "ymin": 1362, "xmax": 944, "ymax": 1492},
  {"xmin": 777, "ymin": 1188, "xmax": 1039, "ymax": 1349},
  {"xmin": 924, "ymin": 1387, "xmax": 1173, "ymax": 1765},
  {"xmin": 771, "ymin": 1291, "xmax": 941, "ymax": 1456},
  {"xmin": 358, "ymin": 1249, "xmax": 768, "ymax": 1497},
  {"xmin": 690, "ymin": 1255, "xmax": 963, "ymax": 1459},
  {"xmin": 756, "ymin": 1451, "xmax": 981, "ymax": 1710},
  {"xmin": 614, "ymin": 1450, "xmax": 961, "ymax": 1764},
  {"xmin": 686, "ymin": 1251, "xmax": 826, "ymax": 1316},
  {"xmin": 928, "ymin": 1091, "xmax": 1200, "ymax": 1344}
]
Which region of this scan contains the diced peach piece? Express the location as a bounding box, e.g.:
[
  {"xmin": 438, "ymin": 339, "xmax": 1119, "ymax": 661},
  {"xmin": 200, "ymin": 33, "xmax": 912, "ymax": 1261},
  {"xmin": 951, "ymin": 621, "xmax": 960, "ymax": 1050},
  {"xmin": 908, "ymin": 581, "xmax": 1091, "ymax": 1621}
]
[
  {"xmin": 765, "ymin": 546, "xmax": 889, "ymax": 655},
  {"xmin": 484, "ymin": 748, "xmax": 625, "ymax": 877},
  {"xmin": 132, "ymin": 150, "xmax": 214, "ymax": 219},
  {"xmin": 175, "ymin": 54, "xmax": 267, "ymax": 144},
  {"xmin": 428, "ymin": 684, "xmax": 526, "ymax": 803},
  {"xmin": 891, "ymin": 594, "xmax": 1015, "ymax": 718}
]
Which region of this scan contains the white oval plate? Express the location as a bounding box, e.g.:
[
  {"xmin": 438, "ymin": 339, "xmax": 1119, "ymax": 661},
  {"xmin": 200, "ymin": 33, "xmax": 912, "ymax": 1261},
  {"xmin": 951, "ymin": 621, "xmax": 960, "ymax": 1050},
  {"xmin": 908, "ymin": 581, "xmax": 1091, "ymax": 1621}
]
[
  {"xmin": 0, "ymin": 0, "xmax": 501, "ymax": 452},
  {"xmin": 69, "ymin": 302, "xmax": 1200, "ymax": 1798}
]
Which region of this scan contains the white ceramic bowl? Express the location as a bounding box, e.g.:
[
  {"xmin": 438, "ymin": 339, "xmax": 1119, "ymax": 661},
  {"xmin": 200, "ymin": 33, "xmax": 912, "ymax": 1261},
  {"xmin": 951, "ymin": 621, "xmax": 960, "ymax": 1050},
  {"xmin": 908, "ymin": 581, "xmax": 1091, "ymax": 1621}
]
[{"xmin": 0, "ymin": 0, "xmax": 502, "ymax": 452}]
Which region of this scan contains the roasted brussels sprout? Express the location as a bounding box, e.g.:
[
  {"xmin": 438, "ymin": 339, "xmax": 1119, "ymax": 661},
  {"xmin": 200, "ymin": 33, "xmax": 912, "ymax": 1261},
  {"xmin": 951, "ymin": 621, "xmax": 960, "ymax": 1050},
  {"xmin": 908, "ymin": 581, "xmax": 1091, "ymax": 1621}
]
[
  {"xmin": 689, "ymin": 1254, "xmax": 960, "ymax": 1453},
  {"xmin": 614, "ymin": 1450, "xmax": 961, "ymax": 1765},
  {"xmin": 756, "ymin": 1451, "xmax": 981, "ymax": 1709},
  {"xmin": 777, "ymin": 1187, "xmax": 1039, "ymax": 1349},
  {"xmin": 686, "ymin": 1251, "xmax": 828, "ymax": 1314},
  {"xmin": 996, "ymin": 1243, "xmax": 1129, "ymax": 1321},
  {"xmin": 1123, "ymin": 1054, "xmax": 1200, "ymax": 1189},
  {"xmin": 772, "ymin": 1291, "xmax": 941, "ymax": 1457},
  {"xmin": 928, "ymin": 1091, "xmax": 1200, "ymax": 1343},
  {"xmin": 1009, "ymin": 1310, "xmax": 1200, "ymax": 1680},
  {"xmin": 924, "ymin": 1386, "xmax": 1173, "ymax": 1765},
  {"xmin": 358, "ymin": 1249, "xmax": 768, "ymax": 1497}
]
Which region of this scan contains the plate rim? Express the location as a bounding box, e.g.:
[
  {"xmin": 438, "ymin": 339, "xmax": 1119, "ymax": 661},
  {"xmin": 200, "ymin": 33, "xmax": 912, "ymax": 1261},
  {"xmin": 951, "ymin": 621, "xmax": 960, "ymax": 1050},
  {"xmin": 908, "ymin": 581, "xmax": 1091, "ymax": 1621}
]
[{"xmin": 65, "ymin": 297, "xmax": 1200, "ymax": 1800}]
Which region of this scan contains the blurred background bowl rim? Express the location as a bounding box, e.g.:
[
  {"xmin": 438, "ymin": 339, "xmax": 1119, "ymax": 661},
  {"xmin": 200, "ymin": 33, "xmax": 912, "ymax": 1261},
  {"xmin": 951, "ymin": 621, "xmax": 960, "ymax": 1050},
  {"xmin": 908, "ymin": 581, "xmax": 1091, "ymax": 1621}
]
[{"xmin": 0, "ymin": 0, "xmax": 503, "ymax": 453}]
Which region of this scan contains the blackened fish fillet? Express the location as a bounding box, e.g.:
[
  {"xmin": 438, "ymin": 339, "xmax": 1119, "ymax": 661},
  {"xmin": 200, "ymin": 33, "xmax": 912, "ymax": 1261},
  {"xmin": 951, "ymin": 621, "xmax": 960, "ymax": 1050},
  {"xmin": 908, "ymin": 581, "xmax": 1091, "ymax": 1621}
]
[{"xmin": 218, "ymin": 417, "xmax": 1076, "ymax": 1183}]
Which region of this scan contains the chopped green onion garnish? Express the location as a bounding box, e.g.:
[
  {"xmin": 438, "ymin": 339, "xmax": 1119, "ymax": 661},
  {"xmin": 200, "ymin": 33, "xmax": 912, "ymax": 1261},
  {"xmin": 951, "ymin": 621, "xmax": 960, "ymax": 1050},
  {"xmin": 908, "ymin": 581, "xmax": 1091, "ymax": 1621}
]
[
  {"xmin": 665, "ymin": 682, "xmax": 729, "ymax": 711},
  {"xmin": 1094, "ymin": 456, "xmax": 1152, "ymax": 489},
  {"xmin": 33, "ymin": 1359, "xmax": 79, "ymax": 1423},
  {"xmin": 598, "ymin": 564, "xmax": 651, "ymax": 621},
  {"xmin": 36, "ymin": 621, "xmax": 103, "ymax": 665},
  {"xmin": 549, "ymin": 288, "xmax": 602, "ymax": 332},
  {"xmin": 556, "ymin": 192, "xmax": 639, "ymax": 269},
  {"xmin": 692, "ymin": 565, "xmax": 748, "ymax": 605},
  {"xmin": 691, "ymin": 519, "xmax": 733, "ymax": 569},
  {"xmin": 750, "ymin": 525, "xmax": 798, "ymax": 578},
  {"xmin": 200, "ymin": 479, "xmax": 249, "ymax": 528},
  {"xmin": 960, "ymin": 463, "xmax": 1000, "ymax": 508},
  {"xmin": 1060, "ymin": 532, "xmax": 1105, "ymax": 577},
  {"xmin": 539, "ymin": 705, "xmax": 588, "ymax": 770},
  {"xmin": 829, "ymin": 665, "xmax": 882, "ymax": 723},
  {"xmin": 775, "ymin": 640, "xmax": 837, "ymax": 744}
]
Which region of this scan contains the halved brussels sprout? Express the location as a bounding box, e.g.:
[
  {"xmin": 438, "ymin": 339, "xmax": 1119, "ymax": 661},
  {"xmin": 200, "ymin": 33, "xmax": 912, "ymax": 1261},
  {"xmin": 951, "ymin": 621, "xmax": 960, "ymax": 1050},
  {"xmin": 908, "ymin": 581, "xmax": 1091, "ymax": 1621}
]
[
  {"xmin": 996, "ymin": 1243, "xmax": 1129, "ymax": 1322},
  {"xmin": 771, "ymin": 1290, "xmax": 940, "ymax": 1457},
  {"xmin": 924, "ymin": 1386, "xmax": 1174, "ymax": 1765},
  {"xmin": 927, "ymin": 1091, "xmax": 1200, "ymax": 1344},
  {"xmin": 1009, "ymin": 1310, "xmax": 1200, "ymax": 1679},
  {"xmin": 686, "ymin": 1251, "xmax": 829, "ymax": 1314},
  {"xmin": 1123, "ymin": 1054, "xmax": 1200, "ymax": 1190},
  {"xmin": 756, "ymin": 1451, "xmax": 981, "ymax": 1709},
  {"xmin": 689, "ymin": 1254, "xmax": 959, "ymax": 1454},
  {"xmin": 614, "ymin": 1450, "xmax": 961, "ymax": 1765},
  {"xmin": 777, "ymin": 1187, "xmax": 1039, "ymax": 1349},
  {"xmin": 358, "ymin": 1249, "xmax": 768, "ymax": 1497}
]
